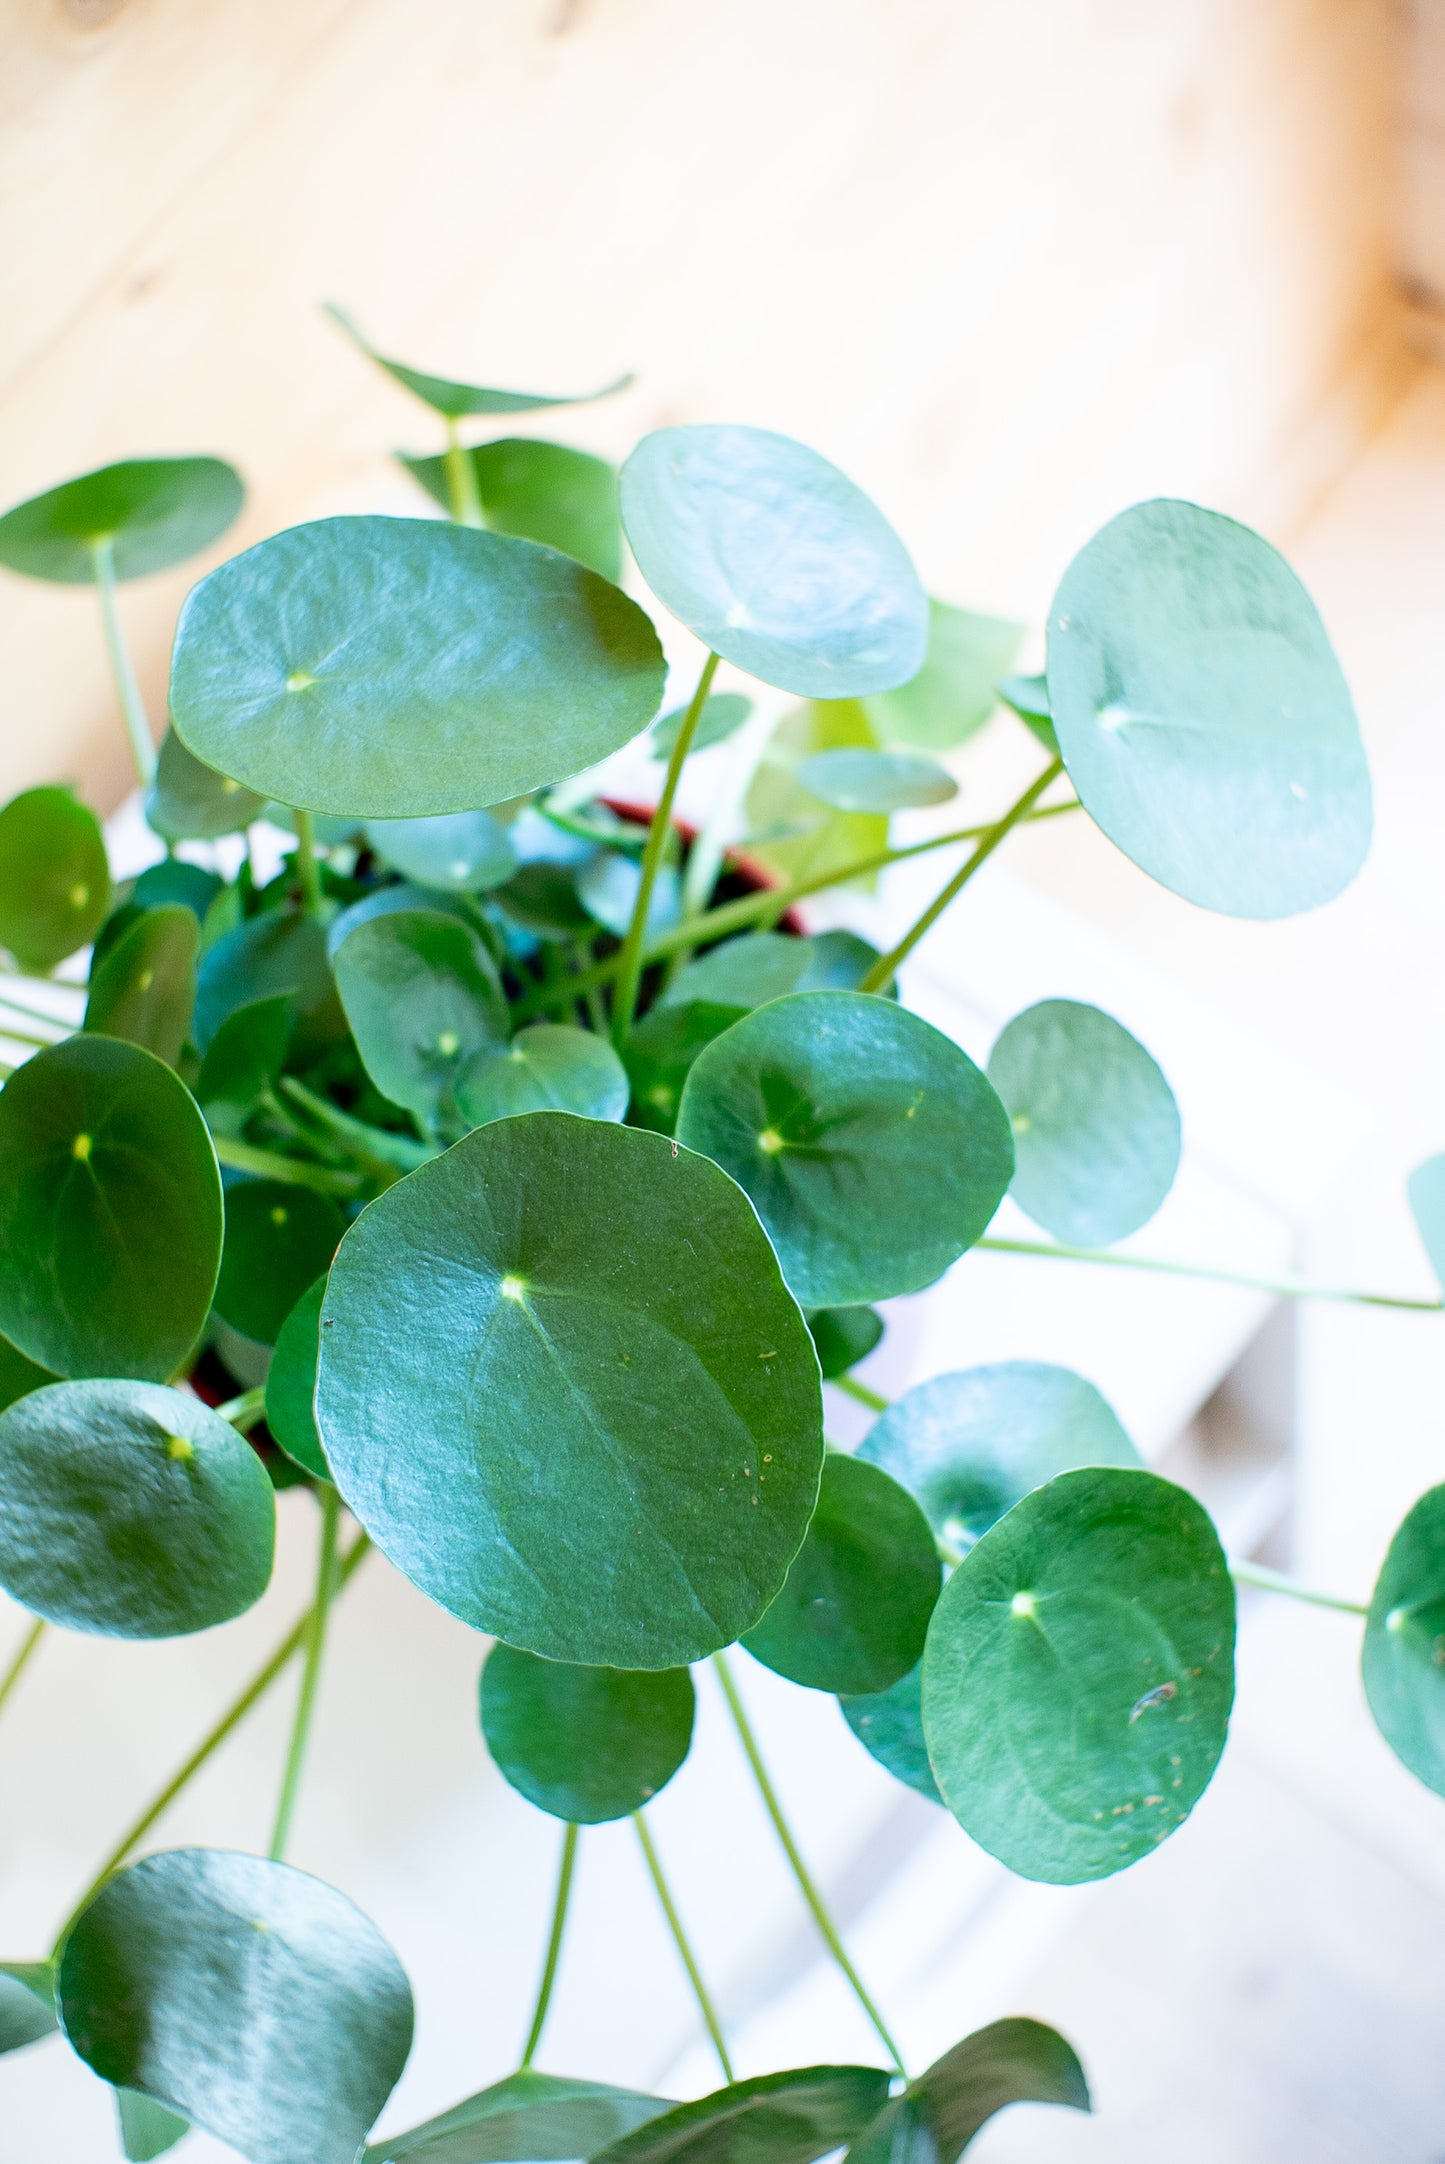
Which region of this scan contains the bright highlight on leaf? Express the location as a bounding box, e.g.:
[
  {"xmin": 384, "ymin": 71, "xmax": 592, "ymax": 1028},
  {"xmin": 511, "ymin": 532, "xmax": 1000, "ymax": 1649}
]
[{"xmin": 481, "ymin": 1645, "xmax": 695, "ymax": 1821}]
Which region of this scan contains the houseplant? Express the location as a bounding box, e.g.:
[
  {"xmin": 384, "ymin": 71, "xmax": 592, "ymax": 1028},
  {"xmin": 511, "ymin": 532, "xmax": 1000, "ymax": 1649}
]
[{"xmin": 0, "ymin": 311, "xmax": 1440, "ymax": 2164}]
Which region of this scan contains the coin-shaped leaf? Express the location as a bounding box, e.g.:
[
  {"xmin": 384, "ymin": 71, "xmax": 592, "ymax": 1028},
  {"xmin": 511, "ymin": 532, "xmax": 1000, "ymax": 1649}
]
[
  {"xmin": 400, "ymin": 438, "xmax": 623, "ymax": 580},
  {"xmin": 0, "ymin": 1380, "xmax": 274, "ymax": 1636},
  {"xmin": 265, "ymin": 1275, "xmax": 330, "ymax": 1480},
  {"xmin": 0, "ymin": 787, "xmax": 111, "ymax": 970},
  {"xmin": 986, "ymin": 999, "xmax": 1181, "ymax": 1246},
  {"xmin": 621, "ymin": 426, "xmax": 928, "ymax": 699},
  {"xmin": 195, "ymin": 993, "xmax": 296, "ymax": 1136},
  {"xmin": 652, "ymin": 692, "xmax": 753, "ymax": 761},
  {"xmin": 622, "ymin": 1001, "xmax": 746, "ymax": 1137},
  {"xmin": 1408, "ymin": 1155, "xmax": 1445, "ymax": 1296},
  {"xmin": 215, "ymin": 1179, "xmax": 343, "ymax": 1347},
  {"xmin": 843, "ymin": 2019, "xmax": 1088, "ymax": 2164},
  {"xmin": 365, "ymin": 810, "xmax": 516, "ymax": 894},
  {"xmin": 327, "ymin": 305, "xmax": 631, "ymax": 420},
  {"xmin": 797, "ymin": 749, "xmax": 956, "ymax": 813},
  {"xmin": 861, "ymin": 600, "xmax": 1023, "ymax": 752},
  {"xmin": 494, "ymin": 861, "xmax": 595, "ymax": 940},
  {"xmin": 660, "ymin": 933, "xmax": 814, "ymax": 1013},
  {"xmin": 368, "ymin": 2071, "xmax": 673, "ymax": 2164},
  {"xmin": 59, "ymin": 1848, "xmax": 414, "ymax": 2164},
  {"xmin": 743, "ymin": 1453, "xmax": 940, "ymax": 1694},
  {"xmin": 577, "ymin": 852, "xmax": 680, "ymax": 941},
  {"xmin": 0, "ymin": 1963, "xmax": 57, "ymax": 2055},
  {"xmin": 1363, "ymin": 1484, "xmax": 1445, "ymax": 1795},
  {"xmin": 0, "ymin": 458, "xmax": 242, "ymax": 583},
  {"xmin": 923, "ymin": 1466, "xmax": 1234, "ymax": 1882},
  {"xmin": 334, "ymin": 908, "xmax": 507, "ymax": 1126},
  {"xmin": 194, "ymin": 909, "xmax": 344, "ymax": 1062},
  {"xmin": 838, "ymin": 1660, "xmax": 940, "ymax": 1804},
  {"xmin": 316, "ymin": 1113, "xmax": 824, "ymax": 1667},
  {"xmin": 170, "ymin": 516, "xmax": 665, "ymax": 817},
  {"xmin": 860, "ymin": 1362, "xmax": 1140, "ymax": 1551},
  {"xmin": 805, "ymin": 1305, "xmax": 883, "ymax": 1381},
  {"xmin": 455, "ymin": 1025, "xmax": 629, "ymax": 1128},
  {"xmin": 481, "ymin": 1644, "xmax": 695, "ymax": 1821},
  {"xmin": 592, "ymin": 2067, "xmax": 892, "ymax": 2164},
  {"xmin": 676, "ymin": 992, "xmax": 1014, "ymax": 1307},
  {"xmin": 745, "ymin": 698, "xmax": 888, "ymax": 891},
  {"xmin": 0, "ymin": 1036, "xmax": 222, "ymax": 1379},
  {"xmin": 1047, "ymin": 500, "xmax": 1372, "ymax": 918},
  {"xmin": 84, "ymin": 905, "xmax": 198, "ymax": 1068},
  {"xmin": 134, "ymin": 860, "xmax": 222, "ymax": 922},
  {"xmin": 145, "ymin": 730, "xmax": 268, "ymax": 843}
]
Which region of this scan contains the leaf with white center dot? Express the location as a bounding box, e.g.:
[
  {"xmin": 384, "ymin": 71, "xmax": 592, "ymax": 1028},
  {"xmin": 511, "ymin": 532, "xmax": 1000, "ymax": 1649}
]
[
  {"xmin": 1363, "ymin": 1484, "xmax": 1445, "ymax": 1796},
  {"xmin": 146, "ymin": 729, "xmax": 268, "ymax": 843},
  {"xmin": 333, "ymin": 907, "xmax": 507, "ymax": 1128},
  {"xmin": 365, "ymin": 811, "xmax": 517, "ymax": 894},
  {"xmin": 214, "ymin": 1179, "xmax": 344, "ymax": 1348},
  {"xmin": 842, "ymin": 2018, "xmax": 1089, "ymax": 2164},
  {"xmin": 922, "ymin": 1465, "xmax": 1235, "ymax": 1882},
  {"xmin": 327, "ymin": 304, "xmax": 632, "ymax": 420},
  {"xmin": 480, "ymin": 1644, "xmax": 695, "ymax": 1820},
  {"xmin": 0, "ymin": 786, "xmax": 111, "ymax": 970},
  {"xmin": 265, "ymin": 1275, "xmax": 330, "ymax": 1481},
  {"xmin": 84, "ymin": 905, "xmax": 198, "ymax": 1069},
  {"xmin": 622, "ymin": 1002, "xmax": 746, "ymax": 1137},
  {"xmin": 455, "ymin": 1025, "xmax": 630, "ymax": 1128},
  {"xmin": 0, "ymin": 458, "xmax": 242, "ymax": 584},
  {"xmin": 0, "ymin": 1380, "xmax": 273, "ymax": 1636}
]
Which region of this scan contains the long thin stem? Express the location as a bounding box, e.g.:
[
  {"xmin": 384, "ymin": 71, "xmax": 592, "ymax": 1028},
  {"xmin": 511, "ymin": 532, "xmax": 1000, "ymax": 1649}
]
[
  {"xmin": 1230, "ymin": 1557, "xmax": 1368, "ymax": 1617},
  {"xmin": 291, "ymin": 810, "xmax": 324, "ymax": 917},
  {"xmin": 0, "ymin": 986, "xmax": 76, "ymax": 1031},
  {"xmin": 211, "ymin": 1133, "xmax": 362, "ymax": 1197},
  {"xmin": 0, "ymin": 1021, "xmax": 67, "ymax": 1050},
  {"xmin": 858, "ymin": 756, "xmax": 1064, "ymax": 992},
  {"xmin": 711, "ymin": 1652, "xmax": 905, "ymax": 2075},
  {"xmin": 975, "ymin": 1235, "xmax": 1443, "ymax": 1314},
  {"xmin": 679, "ymin": 703, "xmax": 782, "ymax": 925},
  {"xmin": 0, "ymin": 1618, "xmax": 45, "ymax": 1722},
  {"xmin": 54, "ymin": 1534, "xmax": 370, "ymax": 1951},
  {"xmin": 632, "ymin": 1812, "xmax": 734, "ymax": 2082},
  {"xmin": 832, "ymin": 1375, "xmax": 888, "ymax": 1414},
  {"xmin": 611, "ymin": 654, "xmax": 721, "ymax": 1048},
  {"xmin": 443, "ymin": 419, "xmax": 485, "ymax": 529},
  {"xmin": 90, "ymin": 538, "xmax": 157, "ymax": 788},
  {"xmin": 269, "ymin": 1485, "xmax": 342, "ymax": 1861},
  {"xmin": 519, "ymin": 1822, "xmax": 579, "ymax": 2070}
]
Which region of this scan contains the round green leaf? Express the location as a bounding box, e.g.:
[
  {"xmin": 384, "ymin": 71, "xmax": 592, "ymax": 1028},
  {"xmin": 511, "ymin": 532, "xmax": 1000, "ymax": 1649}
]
[
  {"xmin": 215, "ymin": 1179, "xmax": 343, "ymax": 1347},
  {"xmin": 621, "ymin": 426, "xmax": 928, "ymax": 699},
  {"xmin": 676, "ymin": 991, "xmax": 1015, "ymax": 1307},
  {"xmin": 861, "ymin": 601, "xmax": 1024, "ymax": 752},
  {"xmin": 922, "ymin": 1466, "xmax": 1235, "ymax": 1883},
  {"xmin": 368, "ymin": 2071, "xmax": 673, "ymax": 2164},
  {"xmin": 326, "ymin": 884, "xmax": 473, "ymax": 959},
  {"xmin": 0, "ymin": 786, "xmax": 111, "ymax": 970},
  {"xmin": 365, "ymin": 812, "xmax": 517, "ymax": 894},
  {"xmin": 798, "ymin": 929, "xmax": 895, "ymax": 997},
  {"xmin": 860, "ymin": 1361, "xmax": 1140, "ymax": 1550},
  {"xmin": 591, "ymin": 2067, "xmax": 892, "ymax": 2164},
  {"xmin": 334, "ymin": 908, "xmax": 507, "ymax": 1126},
  {"xmin": 133, "ymin": 860, "xmax": 223, "ymax": 922},
  {"xmin": 265, "ymin": 1275, "xmax": 330, "ymax": 1480},
  {"xmin": 316, "ymin": 1113, "xmax": 824, "ymax": 1667},
  {"xmin": 652, "ymin": 692, "xmax": 754, "ymax": 761},
  {"xmin": 577, "ymin": 852, "xmax": 680, "ymax": 941},
  {"xmin": 327, "ymin": 305, "xmax": 632, "ymax": 420},
  {"xmin": 455, "ymin": 1024, "xmax": 629, "ymax": 1128},
  {"xmin": 986, "ymin": 1000, "xmax": 1181, "ymax": 1246},
  {"xmin": 843, "ymin": 2020, "xmax": 1089, "ymax": 2164},
  {"xmin": 1408, "ymin": 1155, "xmax": 1445, "ymax": 1296},
  {"xmin": 1363, "ymin": 1484, "xmax": 1445, "ymax": 1795},
  {"xmin": 195, "ymin": 992, "xmax": 296, "ymax": 1135},
  {"xmin": 146, "ymin": 730, "xmax": 268, "ymax": 843},
  {"xmin": 838, "ymin": 1660, "xmax": 941, "ymax": 1804},
  {"xmin": 742, "ymin": 1453, "xmax": 940, "ymax": 1694},
  {"xmin": 0, "ymin": 459, "xmax": 242, "ymax": 584},
  {"xmin": 400, "ymin": 438, "xmax": 623, "ymax": 581},
  {"xmin": 0, "ymin": 1380, "xmax": 274, "ymax": 1636},
  {"xmin": 0, "ymin": 1037, "xmax": 222, "ymax": 1379},
  {"xmin": 84, "ymin": 905, "xmax": 198, "ymax": 1069},
  {"xmin": 494, "ymin": 860, "xmax": 595, "ymax": 940},
  {"xmin": 170, "ymin": 516, "xmax": 666, "ymax": 818},
  {"xmin": 622, "ymin": 1001, "xmax": 746, "ymax": 1137},
  {"xmin": 195, "ymin": 909, "xmax": 344, "ymax": 1062},
  {"xmin": 805, "ymin": 1305, "xmax": 883, "ymax": 1381},
  {"xmin": 59, "ymin": 1848, "xmax": 414, "ymax": 2164},
  {"xmin": 797, "ymin": 749, "xmax": 957, "ymax": 813},
  {"xmin": 1047, "ymin": 500, "xmax": 1372, "ymax": 918},
  {"xmin": 659, "ymin": 932, "xmax": 813, "ymax": 1013},
  {"xmin": 480, "ymin": 1643, "xmax": 695, "ymax": 1821}
]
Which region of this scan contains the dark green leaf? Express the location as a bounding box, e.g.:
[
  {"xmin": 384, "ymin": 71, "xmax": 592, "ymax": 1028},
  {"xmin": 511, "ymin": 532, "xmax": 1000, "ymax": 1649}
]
[
  {"xmin": 838, "ymin": 1660, "xmax": 940, "ymax": 1804},
  {"xmin": 367, "ymin": 2070, "xmax": 672, "ymax": 2164},
  {"xmin": 326, "ymin": 884, "xmax": 475, "ymax": 958},
  {"xmin": 116, "ymin": 2088, "xmax": 189, "ymax": 2161},
  {"xmin": 480, "ymin": 1644, "xmax": 695, "ymax": 1820},
  {"xmin": 84, "ymin": 905, "xmax": 198, "ymax": 1068},
  {"xmin": 455, "ymin": 1025, "xmax": 629, "ymax": 1128},
  {"xmin": 1363, "ymin": 1484, "xmax": 1445, "ymax": 1795},
  {"xmin": 0, "ymin": 1379, "xmax": 274, "ymax": 1636},
  {"xmin": 59, "ymin": 1848, "xmax": 414, "ymax": 2164},
  {"xmin": 195, "ymin": 993, "xmax": 296, "ymax": 1135},
  {"xmin": 494, "ymin": 861, "xmax": 595, "ymax": 939},
  {"xmin": 400, "ymin": 438, "xmax": 623, "ymax": 580},
  {"xmin": 860, "ymin": 1361, "xmax": 1140, "ymax": 1550},
  {"xmin": 316, "ymin": 1113, "xmax": 824, "ymax": 1666},
  {"xmin": 805, "ymin": 1305, "xmax": 883, "ymax": 1381},
  {"xmin": 0, "ymin": 1962, "xmax": 57, "ymax": 2055},
  {"xmin": 1047, "ymin": 500, "xmax": 1372, "ymax": 918},
  {"xmin": 0, "ymin": 1036, "xmax": 222, "ymax": 1379},
  {"xmin": 265, "ymin": 1275, "xmax": 330, "ymax": 1481},
  {"xmin": 0, "ymin": 1332, "xmax": 57, "ymax": 1413},
  {"xmin": 0, "ymin": 786, "xmax": 110, "ymax": 970},
  {"xmin": 743, "ymin": 1453, "xmax": 940, "ymax": 1694},
  {"xmin": 327, "ymin": 305, "xmax": 632, "ymax": 420},
  {"xmin": 1408, "ymin": 1156, "xmax": 1445, "ymax": 1296},
  {"xmin": 996, "ymin": 674, "xmax": 1058, "ymax": 755},
  {"xmin": 622, "ymin": 1001, "xmax": 746, "ymax": 1136},
  {"xmin": 366, "ymin": 812, "xmax": 517, "ymax": 894},
  {"xmin": 592, "ymin": 2067, "xmax": 893, "ymax": 2164},
  {"xmin": 843, "ymin": 2019, "xmax": 1088, "ymax": 2164},
  {"xmin": 132, "ymin": 859, "xmax": 224, "ymax": 921},
  {"xmin": 334, "ymin": 908, "xmax": 507, "ymax": 1126},
  {"xmin": 194, "ymin": 909, "xmax": 344, "ymax": 1062},
  {"xmin": 0, "ymin": 459, "xmax": 242, "ymax": 583},
  {"xmin": 861, "ymin": 602, "xmax": 1023, "ymax": 752},
  {"xmin": 797, "ymin": 749, "xmax": 956, "ymax": 814},
  {"xmin": 660, "ymin": 933, "xmax": 813, "ymax": 1013},
  {"xmin": 652, "ymin": 693, "xmax": 754, "ymax": 761},
  {"xmin": 621, "ymin": 427, "xmax": 928, "ymax": 698},
  {"xmin": 798, "ymin": 930, "xmax": 894, "ymax": 996},
  {"xmin": 676, "ymin": 992, "xmax": 1014, "ymax": 1306},
  {"xmin": 923, "ymin": 1466, "xmax": 1235, "ymax": 1882},
  {"xmin": 171, "ymin": 517, "xmax": 665, "ymax": 817},
  {"xmin": 986, "ymin": 999, "xmax": 1181, "ymax": 1246},
  {"xmin": 146, "ymin": 729, "xmax": 267, "ymax": 843},
  {"xmin": 215, "ymin": 1179, "xmax": 344, "ymax": 1347}
]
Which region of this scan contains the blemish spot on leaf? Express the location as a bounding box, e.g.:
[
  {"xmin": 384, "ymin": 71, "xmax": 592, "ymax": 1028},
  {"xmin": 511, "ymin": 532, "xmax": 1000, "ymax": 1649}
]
[
  {"xmin": 165, "ymin": 1434, "xmax": 194, "ymax": 1463},
  {"xmin": 1128, "ymin": 1680, "xmax": 1178, "ymax": 1722}
]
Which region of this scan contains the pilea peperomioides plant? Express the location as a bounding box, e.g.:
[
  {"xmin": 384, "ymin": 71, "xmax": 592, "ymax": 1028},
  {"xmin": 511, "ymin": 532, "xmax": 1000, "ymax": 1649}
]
[{"xmin": 0, "ymin": 310, "xmax": 1438, "ymax": 2163}]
